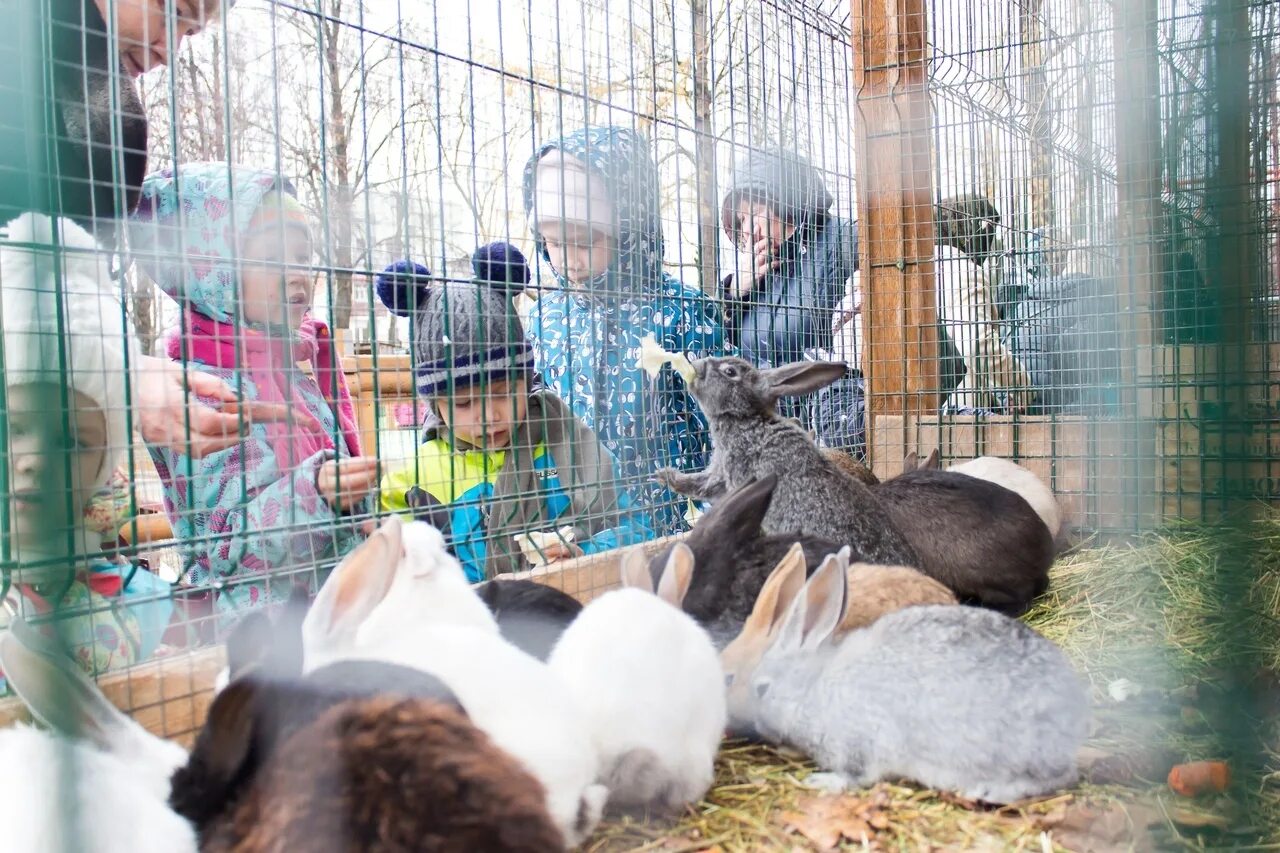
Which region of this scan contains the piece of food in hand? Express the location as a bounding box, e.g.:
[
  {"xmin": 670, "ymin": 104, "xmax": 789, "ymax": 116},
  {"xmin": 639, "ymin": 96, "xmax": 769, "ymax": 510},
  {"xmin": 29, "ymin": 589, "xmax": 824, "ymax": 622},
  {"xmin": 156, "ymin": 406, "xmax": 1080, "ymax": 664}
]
[
  {"xmin": 638, "ymin": 334, "xmax": 697, "ymax": 384},
  {"xmin": 219, "ymin": 400, "xmax": 292, "ymax": 422},
  {"xmin": 514, "ymin": 526, "xmax": 578, "ymax": 568}
]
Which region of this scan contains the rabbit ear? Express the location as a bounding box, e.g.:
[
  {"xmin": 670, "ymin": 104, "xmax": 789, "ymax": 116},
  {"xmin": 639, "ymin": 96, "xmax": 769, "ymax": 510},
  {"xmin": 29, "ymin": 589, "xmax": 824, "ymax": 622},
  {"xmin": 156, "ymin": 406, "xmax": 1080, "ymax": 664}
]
[
  {"xmin": 774, "ymin": 551, "xmax": 847, "ymax": 652},
  {"xmin": 761, "ymin": 361, "xmax": 847, "ymax": 401},
  {"xmin": 304, "ymin": 515, "xmax": 404, "ymax": 657},
  {"xmin": 903, "ymin": 451, "xmax": 919, "ymax": 474},
  {"xmin": 619, "ymin": 545, "xmax": 655, "ymax": 593},
  {"xmin": 700, "ymin": 475, "xmax": 778, "ymax": 541},
  {"xmin": 174, "ymin": 678, "xmax": 262, "ymax": 817},
  {"xmin": 922, "ymin": 449, "xmax": 941, "ymax": 471},
  {"xmin": 0, "ymin": 625, "xmax": 139, "ymax": 751},
  {"xmin": 741, "ymin": 542, "xmax": 808, "ymax": 641},
  {"xmin": 655, "ymin": 543, "xmax": 695, "ymax": 608}
]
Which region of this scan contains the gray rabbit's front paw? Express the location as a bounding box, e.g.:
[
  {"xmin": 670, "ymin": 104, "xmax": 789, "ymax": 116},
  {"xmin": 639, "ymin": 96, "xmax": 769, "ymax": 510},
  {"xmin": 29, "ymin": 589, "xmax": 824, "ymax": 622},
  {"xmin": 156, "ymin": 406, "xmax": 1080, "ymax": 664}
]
[{"xmin": 655, "ymin": 467, "xmax": 691, "ymax": 492}]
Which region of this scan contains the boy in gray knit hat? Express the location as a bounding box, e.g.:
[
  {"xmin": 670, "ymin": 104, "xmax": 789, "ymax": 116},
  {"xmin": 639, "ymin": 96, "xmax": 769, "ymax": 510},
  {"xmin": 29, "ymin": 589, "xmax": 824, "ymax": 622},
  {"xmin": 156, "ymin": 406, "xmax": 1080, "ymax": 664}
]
[{"xmin": 377, "ymin": 243, "xmax": 652, "ymax": 581}]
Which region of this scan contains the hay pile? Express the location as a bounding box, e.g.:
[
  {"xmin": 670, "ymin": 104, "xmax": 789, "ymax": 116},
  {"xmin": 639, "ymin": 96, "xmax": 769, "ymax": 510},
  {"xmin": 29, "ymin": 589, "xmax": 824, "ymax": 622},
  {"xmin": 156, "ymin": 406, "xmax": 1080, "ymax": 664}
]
[{"xmin": 586, "ymin": 510, "xmax": 1280, "ymax": 851}]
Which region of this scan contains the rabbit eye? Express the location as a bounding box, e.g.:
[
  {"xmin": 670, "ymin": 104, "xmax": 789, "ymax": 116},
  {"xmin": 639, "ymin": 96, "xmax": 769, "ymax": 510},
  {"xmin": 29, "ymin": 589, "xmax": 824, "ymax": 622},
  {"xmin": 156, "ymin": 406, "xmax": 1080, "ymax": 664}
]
[
  {"xmin": 724, "ymin": 673, "xmax": 735, "ymax": 688},
  {"xmin": 719, "ymin": 364, "xmax": 738, "ymax": 379},
  {"xmin": 754, "ymin": 681, "xmax": 771, "ymax": 699}
]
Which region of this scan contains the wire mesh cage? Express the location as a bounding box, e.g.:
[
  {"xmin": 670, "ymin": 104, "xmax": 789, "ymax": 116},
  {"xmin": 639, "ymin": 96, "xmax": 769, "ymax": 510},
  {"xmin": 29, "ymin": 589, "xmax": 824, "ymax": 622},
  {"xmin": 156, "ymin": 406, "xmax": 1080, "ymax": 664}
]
[{"xmin": 0, "ymin": 0, "xmax": 1277, "ymax": 848}]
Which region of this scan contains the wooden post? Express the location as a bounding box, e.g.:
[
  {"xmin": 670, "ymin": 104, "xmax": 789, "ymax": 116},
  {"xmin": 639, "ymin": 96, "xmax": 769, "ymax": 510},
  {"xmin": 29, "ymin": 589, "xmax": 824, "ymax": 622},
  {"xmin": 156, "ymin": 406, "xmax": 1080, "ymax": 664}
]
[
  {"xmin": 1113, "ymin": 0, "xmax": 1165, "ymax": 526},
  {"xmin": 851, "ymin": 0, "xmax": 939, "ymax": 431}
]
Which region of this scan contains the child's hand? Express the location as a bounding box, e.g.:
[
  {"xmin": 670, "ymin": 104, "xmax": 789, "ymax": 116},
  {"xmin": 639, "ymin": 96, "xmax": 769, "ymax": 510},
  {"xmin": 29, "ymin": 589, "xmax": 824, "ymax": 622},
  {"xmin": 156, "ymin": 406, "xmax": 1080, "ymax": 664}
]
[
  {"xmin": 316, "ymin": 456, "xmax": 380, "ymax": 514},
  {"xmin": 539, "ymin": 540, "xmax": 584, "ymax": 563}
]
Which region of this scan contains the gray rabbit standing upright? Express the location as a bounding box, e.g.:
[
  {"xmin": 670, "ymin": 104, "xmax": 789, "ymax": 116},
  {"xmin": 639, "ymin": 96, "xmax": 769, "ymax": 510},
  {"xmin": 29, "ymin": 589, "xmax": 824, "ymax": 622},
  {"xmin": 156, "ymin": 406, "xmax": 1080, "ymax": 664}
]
[{"xmin": 656, "ymin": 357, "xmax": 918, "ymax": 566}]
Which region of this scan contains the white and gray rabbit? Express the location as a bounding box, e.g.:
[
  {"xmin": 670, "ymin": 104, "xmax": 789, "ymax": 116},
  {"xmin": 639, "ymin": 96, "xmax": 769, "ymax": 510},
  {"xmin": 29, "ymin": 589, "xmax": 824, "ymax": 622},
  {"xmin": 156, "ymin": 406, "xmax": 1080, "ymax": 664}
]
[
  {"xmin": 548, "ymin": 543, "xmax": 727, "ymax": 813},
  {"xmin": 0, "ymin": 626, "xmax": 196, "ymax": 852},
  {"xmin": 655, "ymin": 357, "xmax": 918, "ymax": 566},
  {"xmin": 301, "ymin": 516, "xmax": 607, "ymax": 848},
  {"xmin": 735, "ymin": 550, "xmax": 1089, "ymax": 804}
]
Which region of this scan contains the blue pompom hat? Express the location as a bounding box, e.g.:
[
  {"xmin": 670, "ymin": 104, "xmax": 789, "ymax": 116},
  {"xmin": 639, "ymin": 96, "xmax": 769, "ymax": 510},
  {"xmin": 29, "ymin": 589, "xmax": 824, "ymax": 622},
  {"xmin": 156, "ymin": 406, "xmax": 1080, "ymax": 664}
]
[{"xmin": 375, "ymin": 242, "xmax": 534, "ymax": 397}]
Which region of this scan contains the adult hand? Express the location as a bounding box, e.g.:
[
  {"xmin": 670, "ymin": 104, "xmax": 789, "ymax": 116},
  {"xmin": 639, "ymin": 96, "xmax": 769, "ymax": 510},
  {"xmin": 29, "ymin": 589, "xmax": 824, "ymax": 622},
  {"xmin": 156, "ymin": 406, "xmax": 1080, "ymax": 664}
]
[
  {"xmin": 136, "ymin": 356, "xmax": 250, "ymax": 458},
  {"xmin": 317, "ymin": 457, "xmax": 381, "ymax": 514},
  {"xmin": 752, "ymin": 236, "xmax": 780, "ymax": 283}
]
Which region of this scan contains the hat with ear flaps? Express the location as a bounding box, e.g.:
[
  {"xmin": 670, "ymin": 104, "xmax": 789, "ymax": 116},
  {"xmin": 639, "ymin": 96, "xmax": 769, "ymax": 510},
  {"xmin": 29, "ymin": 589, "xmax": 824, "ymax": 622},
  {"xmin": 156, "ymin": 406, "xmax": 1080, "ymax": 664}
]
[{"xmin": 375, "ymin": 242, "xmax": 534, "ymax": 398}]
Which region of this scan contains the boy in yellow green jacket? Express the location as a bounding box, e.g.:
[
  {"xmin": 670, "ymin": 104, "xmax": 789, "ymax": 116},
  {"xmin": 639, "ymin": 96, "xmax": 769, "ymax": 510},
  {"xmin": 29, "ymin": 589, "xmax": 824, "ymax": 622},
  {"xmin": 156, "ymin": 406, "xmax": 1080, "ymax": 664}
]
[{"xmin": 377, "ymin": 244, "xmax": 652, "ymax": 582}]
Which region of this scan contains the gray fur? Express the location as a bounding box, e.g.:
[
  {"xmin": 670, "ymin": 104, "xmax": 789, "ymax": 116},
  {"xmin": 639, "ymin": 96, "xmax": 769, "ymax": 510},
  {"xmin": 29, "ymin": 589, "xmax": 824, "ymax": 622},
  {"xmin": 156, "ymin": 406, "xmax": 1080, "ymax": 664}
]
[
  {"xmin": 748, "ymin": 605, "xmax": 1089, "ymax": 804},
  {"xmin": 656, "ymin": 357, "xmax": 918, "ymax": 566}
]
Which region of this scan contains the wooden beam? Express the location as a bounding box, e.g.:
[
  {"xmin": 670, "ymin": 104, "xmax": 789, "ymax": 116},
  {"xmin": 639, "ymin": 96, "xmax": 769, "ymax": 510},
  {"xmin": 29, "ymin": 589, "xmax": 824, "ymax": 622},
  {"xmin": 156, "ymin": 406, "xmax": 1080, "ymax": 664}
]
[{"xmin": 851, "ymin": 0, "xmax": 939, "ymax": 421}]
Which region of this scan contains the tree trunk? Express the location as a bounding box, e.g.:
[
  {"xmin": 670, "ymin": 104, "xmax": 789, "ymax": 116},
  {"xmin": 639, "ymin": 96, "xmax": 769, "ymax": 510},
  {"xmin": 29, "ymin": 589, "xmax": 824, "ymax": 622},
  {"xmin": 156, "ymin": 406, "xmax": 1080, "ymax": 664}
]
[
  {"xmin": 1020, "ymin": 0, "xmax": 1054, "ymax": 234},
  {"xmin": 324, "ymin": 2, "xmax": 355, "ymax": 332},
  {"xmin": 690, "ymin": 0, "xmax": 718, "ymax": 294}
]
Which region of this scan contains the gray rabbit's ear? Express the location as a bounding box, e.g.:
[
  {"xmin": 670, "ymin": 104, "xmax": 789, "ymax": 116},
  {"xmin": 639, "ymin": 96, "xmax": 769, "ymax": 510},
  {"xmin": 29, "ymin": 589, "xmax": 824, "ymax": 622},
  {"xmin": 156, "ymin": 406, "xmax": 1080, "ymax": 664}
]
[
  {"xmin": 922, "ymin": 449, "xmax": 941, "ymax": 471},
  {"xmin": 761, "ymin": 361, "xmax": 847, "ymax": 401},
  {"xmin": 620, "ymin": 545, "xmax": 655, "ymax": 594},
  {"xmin": 903, "ymin": 451, "xmax": 919, "ymax": 474},
  {"xmin": 655, "ymin": 543, "xmax": 695, "ymax": 608},
  {"xmin": 774, "ymin": 551, "xmax": 847, "ymax": 653}
]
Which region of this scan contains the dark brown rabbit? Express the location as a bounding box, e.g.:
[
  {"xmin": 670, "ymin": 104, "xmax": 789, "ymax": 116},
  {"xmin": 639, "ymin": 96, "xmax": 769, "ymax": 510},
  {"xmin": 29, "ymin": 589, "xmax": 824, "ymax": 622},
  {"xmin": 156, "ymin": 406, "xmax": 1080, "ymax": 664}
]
[
  {"xmin": 200, "ymin": 693, "xmax": 564, "ymax": 853},
  {"xmin": 648, "ymin": 475, "xmax": 840, "ymax": 645},
  {"xmin": 871, "ymin": 467, "xmax": 1054, "ymax": 615}
]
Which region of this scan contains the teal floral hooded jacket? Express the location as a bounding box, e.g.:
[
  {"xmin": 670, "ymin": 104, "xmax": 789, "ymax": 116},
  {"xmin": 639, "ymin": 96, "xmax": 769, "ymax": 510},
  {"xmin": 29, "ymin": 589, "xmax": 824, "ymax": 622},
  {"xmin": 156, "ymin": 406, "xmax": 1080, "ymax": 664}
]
[
  {"xmin": 521, "ymin": 127, "xmax": 729, "ymax": 535},
  {"xmin": 130, "ymin": 164, "xmax": 366, "ymax": 620}
]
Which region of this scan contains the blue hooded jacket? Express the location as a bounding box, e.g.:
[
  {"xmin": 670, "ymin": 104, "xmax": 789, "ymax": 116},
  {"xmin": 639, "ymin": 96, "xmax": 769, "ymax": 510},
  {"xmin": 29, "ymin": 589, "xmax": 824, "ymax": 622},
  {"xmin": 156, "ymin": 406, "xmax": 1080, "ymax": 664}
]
[{"xmin": 521, "ymin": 127, "xmax": 729, "ymax": 535}]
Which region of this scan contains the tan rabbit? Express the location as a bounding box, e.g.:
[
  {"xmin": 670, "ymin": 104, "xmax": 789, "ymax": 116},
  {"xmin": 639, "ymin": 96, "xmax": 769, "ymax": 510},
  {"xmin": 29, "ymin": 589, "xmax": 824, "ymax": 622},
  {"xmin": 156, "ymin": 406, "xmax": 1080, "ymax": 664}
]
[{"xmin": 839, "ymin": 563, "xmax": 957, "ymax": 632}]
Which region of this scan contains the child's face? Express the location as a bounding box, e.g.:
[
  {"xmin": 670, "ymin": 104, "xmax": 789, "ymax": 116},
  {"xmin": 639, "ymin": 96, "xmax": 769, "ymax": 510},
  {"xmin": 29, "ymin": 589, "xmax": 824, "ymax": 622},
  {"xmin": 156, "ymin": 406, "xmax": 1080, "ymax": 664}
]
[
  {"xmin": 95, "ymin": 0, "xmax": 217, "ymax": 77},
  {"xmin": 435, "ymin": 377, "xmax": 529, "ymax": 451},
  {"xmin": 239, "ymin": 209, "xmax": 315, "ymax": 330},
  {"xmin": 539, "ymin": 222, "xmax": 615, "ymax": 287},
  {"xmin": 6, "ymin": 385, "xmax": 108, "ymax": 549}
]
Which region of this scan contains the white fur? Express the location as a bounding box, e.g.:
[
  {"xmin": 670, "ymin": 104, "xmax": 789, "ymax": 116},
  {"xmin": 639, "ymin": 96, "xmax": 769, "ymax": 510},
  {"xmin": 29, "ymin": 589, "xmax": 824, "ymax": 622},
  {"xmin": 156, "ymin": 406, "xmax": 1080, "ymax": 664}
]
[
  {"xmin": 337, "ymin": 625, "xmax": 606, "ymax": 847},
  {"xmin": 548, "ymin": 588, "xmax": 727, "ymax": 811},
  {"xmin": 947, "ymin": 457, "xmax": 1061, "ymax": 538},
  {"xmin": 301, "ymin": 519, "xmax": 604, "ymax": 847},
  {"xmin": 0, "ymin": 726, "xmax": 196, "ymax": 852},
  {"xmin": 302, "ymin": 519, "xmax": 499, "ymax": 671},
  {"xmin": 356, "ymin": 521, "xmax": 499, "ymax": 647}
]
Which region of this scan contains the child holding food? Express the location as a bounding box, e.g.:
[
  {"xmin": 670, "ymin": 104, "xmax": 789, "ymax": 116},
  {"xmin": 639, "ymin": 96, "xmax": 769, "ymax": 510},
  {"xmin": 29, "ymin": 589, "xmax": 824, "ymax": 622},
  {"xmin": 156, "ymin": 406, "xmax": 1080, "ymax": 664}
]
[{"xmin": 377, "ymin": 243, "xmax": 651, "ymax": 582}]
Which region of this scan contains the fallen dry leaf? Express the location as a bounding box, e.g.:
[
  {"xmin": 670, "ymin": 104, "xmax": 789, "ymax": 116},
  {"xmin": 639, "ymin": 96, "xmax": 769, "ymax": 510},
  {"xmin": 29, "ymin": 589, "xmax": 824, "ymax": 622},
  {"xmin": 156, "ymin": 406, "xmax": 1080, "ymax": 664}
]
[
  {"xmin": 1044, "ymin": 801, "xmax": 1161, "ymax": 853},
  {"xmin": 777, "ymin": 794, "xmax": 885, "ymax": 850}
]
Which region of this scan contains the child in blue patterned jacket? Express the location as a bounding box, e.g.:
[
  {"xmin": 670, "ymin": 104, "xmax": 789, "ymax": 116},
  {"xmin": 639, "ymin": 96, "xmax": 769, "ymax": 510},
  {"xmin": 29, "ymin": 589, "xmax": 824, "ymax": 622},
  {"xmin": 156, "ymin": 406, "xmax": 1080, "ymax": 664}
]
[
  {"xmin": 522, "ymin": 126, "xmax": 730, "ymax": 535},
  {"xmin": 378, "ymin": 244, "xmax": 651, "ymax": 582}
]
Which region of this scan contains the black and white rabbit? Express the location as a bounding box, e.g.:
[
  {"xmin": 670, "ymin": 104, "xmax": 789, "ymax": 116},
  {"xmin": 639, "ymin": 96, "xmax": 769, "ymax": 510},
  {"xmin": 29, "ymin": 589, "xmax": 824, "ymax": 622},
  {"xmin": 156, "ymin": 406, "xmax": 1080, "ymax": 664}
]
[{"xmin": 655, "ymin": 357, "xmax": 918, "ymax": 566}]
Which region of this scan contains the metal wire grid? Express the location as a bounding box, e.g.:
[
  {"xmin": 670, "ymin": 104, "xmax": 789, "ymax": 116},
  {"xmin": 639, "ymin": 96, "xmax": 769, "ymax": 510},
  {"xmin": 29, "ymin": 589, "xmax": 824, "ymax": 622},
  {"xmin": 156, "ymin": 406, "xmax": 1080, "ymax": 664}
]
[{"xmin": 0, "ymin": 0, "xmax": 1274, "ymax": 738}]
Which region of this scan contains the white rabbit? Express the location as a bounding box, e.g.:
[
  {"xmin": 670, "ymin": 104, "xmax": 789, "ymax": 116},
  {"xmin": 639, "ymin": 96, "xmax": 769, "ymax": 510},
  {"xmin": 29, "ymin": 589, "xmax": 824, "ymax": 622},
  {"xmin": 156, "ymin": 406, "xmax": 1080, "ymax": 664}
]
[
  {"xmin": 548, "ymin": 543, "xmax": 727, "ymax": 812},
  {"xmin": 301, "ymin": 517, "xmax": 607, "ymax": 848},
  {"xmin": 0, "ymin": 725, "xmax": 197, "ymax": 853},
  {"xmin": 946, "ymin": 456, "xmax": 1061, "ymax": 539},
  {"xmin": 0, "ymin": 626, "xmax": 195, "ymax": 852},
  {"xmin": 302, "ymin": 515, "xmax": 498, "ymax": 670}
]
